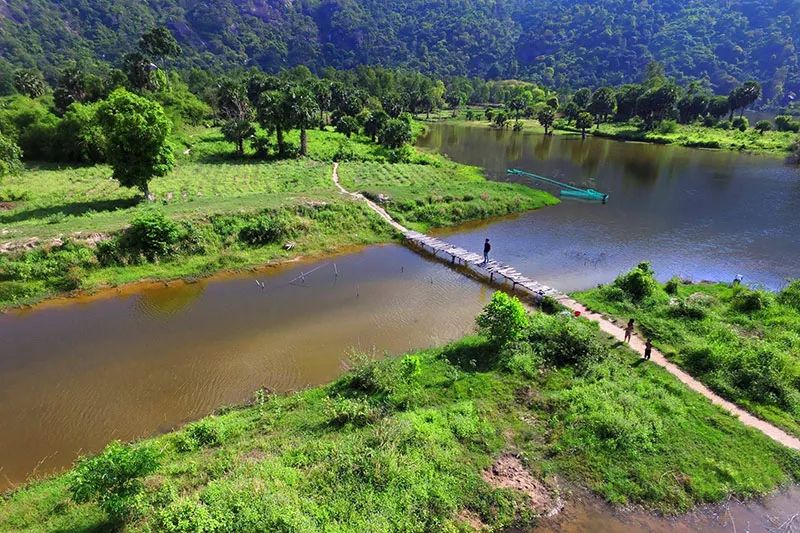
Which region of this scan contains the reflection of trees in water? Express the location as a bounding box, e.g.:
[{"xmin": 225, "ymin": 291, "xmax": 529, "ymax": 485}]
[
  {"xmin": 136, "ymin": 281, "xmax": 207, "ymax": 318},
  {"xmin": 618, "ymin": 144, "xmax": 665, "ymax": 187},
  {"xmin": 532, "ymin": 134, "xmax": 553, "ymax": 161},
  {"xmin": 563, "ymin": 137, "xmax": 608, "ymax": 179},
  {"xmin": 505, "ymin": 132, "xmax": 523, "ymax": 161}
]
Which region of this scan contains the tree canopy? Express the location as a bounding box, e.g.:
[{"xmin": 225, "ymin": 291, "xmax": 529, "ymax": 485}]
[{"xmin": 95, "ymin": 89, "xmax": 175, "ymax": 198}]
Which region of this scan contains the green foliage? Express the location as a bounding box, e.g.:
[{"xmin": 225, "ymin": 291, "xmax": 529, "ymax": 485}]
[
  {"xmin": 778, "ymin": 280, "xmax": 800, "ymax": 311},
  {"xmin": 238, "ymin": 211, "xmax": 295, "ymax": 246},
  {"xmin": 658, "ymin": 119, "xmax": 678, "ymax": 134},
  {"xmin": 0, "ymin": 240, "xmax": 94, "ymax": 291},
  {"xmin": 775, "ymin": 115, "xmax": 800, "ymax": 133},
  {"xmin": 536, "ymin": 106, "xmax": 555, "ymax": 134},
  {"xmin": 69, "ymin": 440, "xmax": 159, "ymax": 521},
  {"xmin": 731, "ymin": 288, "xmax": 771, "ymax": 312},
  {"xmin": 96, "ymin": 89, "xmax": 175, "ymax": 196},
  {"xmin": 335, "ymin": 115, "xmax": 360, "ymax": 138},
  {"xmin": 528, "ymin": 313, "xmax": 602, "ymax": 368},
  {"xmin": 754, "ymin": 120, "xmax": 772, "ymax": 134},
  {"xmin": 13, "ymin": 69, "xmax": 47, "ymax": 98},
  {"xmin": 664, "ymin": 276, "xmax": 680, "ymax": 295},
  {"xmin": 476, "ymin": 291, "xmax": 530, "ymax": 347},
  {"xmin": 0, "ymin": 132, "xmax": 23, "ymax": 178},
  {"xmin": 98, "ymin": 210, "xmax": 181, "ymax": 265},
  {"xmin": 732, "ymin": 116, "xmax": 749, "ymax": 132},
  {"xmin": 613, "ymin": 262, "xmax": 658, "ymax": 302},
  {"xmin": 380, "ymin": 119, "xmax": 412, "ymax": 149},
  {"xmin": 576, "ymin": 112, "xmax": 593, "ymax": 137}
]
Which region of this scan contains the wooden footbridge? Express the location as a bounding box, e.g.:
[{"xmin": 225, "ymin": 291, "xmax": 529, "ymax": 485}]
[{"xmin": 403, "ymin": 230, "xmax": 561, "ymax": 297}]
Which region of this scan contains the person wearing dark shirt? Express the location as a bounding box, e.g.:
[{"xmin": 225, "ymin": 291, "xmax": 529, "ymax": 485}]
[{"xmin": 483, "ymin": 239, "xmax": 491, "ymax": 264}]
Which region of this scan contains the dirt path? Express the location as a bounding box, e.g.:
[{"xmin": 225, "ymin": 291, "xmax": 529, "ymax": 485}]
[{"xmin": 332, "ymin": 163, "xmax": 800, "ymax": 451}]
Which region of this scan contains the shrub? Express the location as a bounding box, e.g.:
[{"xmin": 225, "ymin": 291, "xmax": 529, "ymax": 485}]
[
  {"xmin": 681, "ymin": 344, "xmax": 719, "ymax": 374},
  {"xmin": 664, "ymin": 276, "xmax": 680, "ymax": 295},
  {"xmin": 775, "ymin": 115, "xmax": 800, "ymax": 132},
  {"xmin": 157, "ymin": 498, "xmax": 219, "ymax": 533},
  {"xmin": 333, "ymin": 138, "xmax": 356, "ymax": 161},
  {"xmin": 658, "ymin": 120, "xmax": 678, "ymax": 134},
  {"xmin": 323, "ymin": 396, "xmax": 377, "ymax": 427},
  {"xmin": 238, "ymin": 211, "xmax": 294, "ymax": 246},
  {"xmin": 120, "ymin": 210, "xmax": 181, "ymax": 263},
  {"xmin": 731, "ymin": 289, "xmax": 770, "ymax": 312},
  {"xmin": 702, "ymin": 116, "xmax": 716, "ymax": 127},
  {"xmin": 476, "ymin": 291, "xmax": 530, "ymax": 346},
  {"xmin": 69, "ymin": 441, "xmax": 159, "ymax": 521},
  {"xmin": 613, "ymin": 262, "xmax": 658, "ymax": 302},
  {"xmin": 528, "ymin": 313, "xmax": 602, "ymax": 368},
  {"xmin": 600, "ymin": 285, "xmax": 627, "ymax": 302},
  {"xmin": 251, "ymin": 133, "xmax": 272, "ymax": 158},
  {"xmin": 730, "ymin": 348, "xmax": 792, "ymax": 407},
  {"xmin": 732, "ymin": 117, "xmax": 749, "ymax": 132},
  {"xmin": 716, "ymin": 120, "xmax": 731, "ymax": 130},
  {"xmin": 778, "ymin": 280, "xmax": 800, "ymax": 311},
  {"xmin": 668, "ymin": 299, "xmax": 707, "ymax": 320},
  {"xmin": 512, "ymin": 120, "xmax": 524, "ymax": 131},
  {"xmin": 754, "ymin": 120, "xmax": 772, "ymax": 134}
]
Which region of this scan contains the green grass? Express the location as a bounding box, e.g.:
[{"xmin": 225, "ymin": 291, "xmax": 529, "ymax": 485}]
[
  {"xmin": 2, "ymin": 311, "xmax": 798, "ymax": 532},
  {"xmin": 337, "ymin": 161, "xmax": 559, "ymax": 231},
  {"xmin": 574, "ymin": 279, "xmax": 800, "ymax": 437}
]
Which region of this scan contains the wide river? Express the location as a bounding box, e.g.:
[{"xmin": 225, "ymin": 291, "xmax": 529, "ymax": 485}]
[{"xmin": 1, "ymin": 125, "xmax": 799, "ymax": 530}]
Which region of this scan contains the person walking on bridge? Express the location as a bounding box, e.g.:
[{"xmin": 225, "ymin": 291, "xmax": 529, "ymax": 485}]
[{"xmin": 483, "ymin": 238, "xmax": 491, "ymax": 265}]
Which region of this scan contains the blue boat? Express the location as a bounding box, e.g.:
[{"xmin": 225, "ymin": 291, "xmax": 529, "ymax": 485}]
[{"xmin": 507, "ymin": 169, "xmax": 608, "ymax": 202}]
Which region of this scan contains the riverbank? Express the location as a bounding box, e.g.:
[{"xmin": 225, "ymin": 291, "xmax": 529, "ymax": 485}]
[
  {"xmin": 2, "ymin": 298, "xmax": 798, "ymax": 531},
  {"xmin": 0, "ymin": 127, "xmax": 557, "ymax": 311},
  {"xmin": 428, "ymin": 107, "xmax": 798, "ymax": 156},
  {"xmin": 572, "ymin": 268, "xmax": 800, "ymax": 438}
]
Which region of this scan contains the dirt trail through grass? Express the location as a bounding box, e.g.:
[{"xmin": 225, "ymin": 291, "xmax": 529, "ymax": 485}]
[{"xmin": 333, "ymin": 164, "xmax": 800, "ymax": 451}]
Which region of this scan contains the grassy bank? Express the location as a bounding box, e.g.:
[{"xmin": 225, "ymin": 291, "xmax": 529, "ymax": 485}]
[
  {"xmin": 2, "ymin": 297, "xmax": 798, "ymax": 532},
  {"xmin": 573, "ymin": 265, "xmax": 800, "ymax": 437},
  {"xmin": 428, "ymin": 107, "xmax": 798, "ymax": 156},
  {"xmin": 0, "ymin": 127, "xmax": 557, "ymax": 310}
]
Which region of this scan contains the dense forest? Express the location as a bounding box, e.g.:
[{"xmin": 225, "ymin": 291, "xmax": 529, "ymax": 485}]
[{"xmin": 1, "ymin": 0, "xmax": 799, "ymax": 105}]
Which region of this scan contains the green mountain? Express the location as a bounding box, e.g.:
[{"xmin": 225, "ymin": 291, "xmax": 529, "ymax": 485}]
[{"xmin": 1, "ymin": 0, "xmax": 799, "ymax": 103}]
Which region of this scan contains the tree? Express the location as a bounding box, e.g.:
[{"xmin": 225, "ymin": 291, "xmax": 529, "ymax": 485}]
[
  {"xmin": 258, "ymin": 90, "xmax": 291, "ymax": 157},
  {"xmin": 284, "ymin": 85, "xmax": 318, "ymax": 156},
  {"xmin": 13, "ymin": 69, "xmax": 46, "ymax": 98},
  {"xmin": 588, "ymin": 87, "xmax": 615, "ymax": 124},
  {"xmin": 96, "ymin": 89, "xmax": 175, "ymax": 199},
  {"xmin": 123, "ymin": 52, "xmax": 160, "ymax": 93},
  {"xmin": 53, "ymin": 67, "xmax": 90, "ymax": 114},
  {"xmin": 364, "ymin": 110, "xmax": 389, "ymax": 142},
  {"xmin": 677, "ymin": 93, "xmax": 710, "ymax": 123},
  {"xmin": 615, "ymin": 84, "xmax": 645, "ymax": 121},
  {"xmin": 222, "ymin": 119, "xmax": 255, "ymax": 155},
  {"xmin": 335, "ymin": 115, "xmax": 360, "ymax": 138},
  {"xmin": 728, "ymin": 81, "xmax": 761, "ymax": 120},
  {"xmin": 572, "ymin": 88, "xmax": 592, "ymax": 109},
  {"xmin": 636, "ymin": 84, "xmax": 678, "ymax": 130},
  {"xmin": 563, "ymin": 101, "xmax": 579, "ymax": 124},
  {"xmin": 546, "ymin": 96, "xmax": 559, "ymax": 109},
  {"xmin": 643, "ymin": 60, "xmax": 667, "ymax": 89},
  {"xmin": 138, "ymin": 27, "xmax": 181, "ymax": 90},
  {"xmin": 754, "ymin": 120, "xmax": 772, "ymax": 134},
  {"xmin": 311, "ymin": 79, "xmax": 332, "ymax": 126},
  {"xmin": 0, "ymin": 133, "xmax": 24, "ymax": 179},
  {"xmin": 381, "ymin": 92, "xmax": 403, "ymax": 118},
  {"xmin": 216, "ymin": 79, "xmax": 255, "ymax": 155},
  {"xmin": 493, "ymin": 110, "xmax": 508, "ymax": 129},
  {"xmin": 485, "ymin": 108, "xmax": 494, "ymax": 121},
  {"xmin": 576, "ymin": 112, "xmax": 593, "ymax": 139},
  {"xmin": 476, "ymin": 291, "xmax": 529, "ymax": 347},
  {"xmin": 537, "ymin": 106, "xmax": 555, "ymax": 135},
  {"xmin": 381, "ymin": 119, "xmax": 412, "ymax": 149},
  {"xmin": 708, "ymin": 96, "xmax": 729, "ymax": 120}
]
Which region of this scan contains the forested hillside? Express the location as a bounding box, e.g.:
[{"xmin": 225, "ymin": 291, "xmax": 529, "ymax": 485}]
[{"xmin": 1, "ymin": 0, "xmax": 799, "ymax": 103}]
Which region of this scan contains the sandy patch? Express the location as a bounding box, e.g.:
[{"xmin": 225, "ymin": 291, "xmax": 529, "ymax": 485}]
[{"xmin": 483, "ymin": 454, "xmax": 560, "ymax": 516}]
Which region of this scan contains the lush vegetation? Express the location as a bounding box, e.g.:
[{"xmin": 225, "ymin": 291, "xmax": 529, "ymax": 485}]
[
  {"xmin": 575, "ymin": 266, "xmax": 800, "ymax": 437},
  {"xmin": 336, "ymin": 161, "xmax": 559, "ymax": 231},
  {"xmin": 2, "ymin": 294, "xmax": 798, "ymax": 531},
  {"xmin": 2, "ymin": 1, "xmax": 800, "ymax": 106}
]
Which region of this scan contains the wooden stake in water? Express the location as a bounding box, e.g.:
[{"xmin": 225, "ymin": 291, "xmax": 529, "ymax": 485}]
[{"xmin": 334, "ymin": 263, "xmax": 338, "ymax": 278}]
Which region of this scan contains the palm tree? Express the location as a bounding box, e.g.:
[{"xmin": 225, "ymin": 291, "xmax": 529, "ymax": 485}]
[
  {"xmin": 285, "ymin": 86, "xmax": 319, "ymax": 157},
  {"xmin": 258, "ymin": 90, "xmax": 290, "ymax": 157}
]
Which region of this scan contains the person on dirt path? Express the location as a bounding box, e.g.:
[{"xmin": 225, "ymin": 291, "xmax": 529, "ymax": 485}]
[
  {"xmin": 644, "ymin": 338, "xmax": 653, "ymax": 360},
  {"xmin": 624, "ymin": 318, "xmax": 634, "ymax": 343},
  {"xmin": 483, "ymin": 238, "xmax": 491, "ymax": 265}
]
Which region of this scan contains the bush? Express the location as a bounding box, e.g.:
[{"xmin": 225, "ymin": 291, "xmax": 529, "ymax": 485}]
[
  {"xmin": 668, "ymin": 299, "xmax": 707, "ymax": 320},
  {"xmin": 664, "ymin": 276, "xmax": 680, "ymax": 295},
  {"xmin": 238, "ymin": 211, "xmax": 294, "ymax": 246},
  {"xmin": 778, "ymin": 280, "xmax": 800, "ymax": 311},
  {"xmin": 512, "ymin": 120, "xmax": 524, "ymax": 131},
  {"xmin": 730, "ymin": 347, "xmax": 792, "ymax": 407},
  {"xmin": 731, "ymin": 289, "xmax": 770, "ymax": 312},
  {"xmin": 775, "ymin": 115, "xmax": 800, "ymax": 132},
  {"xmin": 2, "ymin": 240, "xmax": 94, "ymax": 288},
  {"xmin": 528, "ymin": 313, "xmax": 602, "ymax": 368},
  {"xmin": 476, "ymin": 291, "xmax": 530, "ymax": 346},
  {"xmin": 702, "ymin": 116, "xmax": 716, "ymax": 127},
  {"xmin": 69, "ymin": 441, "xmax": 159, "ymax": 521},
  {"xmin": 122, "ymin": 210, "xmax": 181, "ymax": 263},
  {"xmin": 658, "ymin": 120, "xmax": 678, "ymax": 134},
  {"xmin": 716, "ymin": 120, "xmax": 731, "ymax": 130},
  {"xmin": 732, "ymin": 117, "xmax": 748, "ymax": 132},
  {"xmin": 158, "ymin": 498, "xmax": 219, "ymax": 533},
  {"xmin": 333, "ymin": 138, "xmax": 356, "ymax": 161},
  {"xmin": 754, "ymin": 120, "xmax": 772, "ymax": 134},
  {"xmin": 613, "ymin": 262, "xmax": 658, "ymax": 302},
  {"xmin": 323, "ymin": 396, "xmax": 377, "ymax": 427}
]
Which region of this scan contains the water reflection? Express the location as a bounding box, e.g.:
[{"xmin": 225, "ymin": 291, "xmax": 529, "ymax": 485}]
[{"xmin": 418, "ymin": 124, "xmax": 800, "ymax": 290}]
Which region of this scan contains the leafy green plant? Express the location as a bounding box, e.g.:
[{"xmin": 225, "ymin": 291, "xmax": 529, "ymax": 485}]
[
  {"xmin": 528, "ymin": 312, "xmax": 602, "ymax": 368},
  {"xmin": 68, "ymin": 441, "xmax": 159, "ymax": 521},
  {"xmin": 476, "ymin": 291, "xmax": 530, "ymax": 347},
  {"xmin": 613, "ymin": 262, "xmax": 658, "ymax": 302},
  {"xmin": 664, "ymin": 276, "xmax": 680, "ymax": 295},
  {"xmin": 731, "ymin": 288, "xmax": 771, "ymax": 312},
  {"xmin": 778, "ymin": 280, "xmax": 800, "ymax": 311},
  {"xmin": 323, "ymin": 396, "xmax": 377, "ymax": 427}
]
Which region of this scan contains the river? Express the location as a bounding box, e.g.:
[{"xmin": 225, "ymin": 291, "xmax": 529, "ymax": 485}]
[
  {"xmin": 418, "ymin": 124, "xmax": 800, "ymax": 291},
  {"xmin": 1, "ymin": 126, "xmax": 799, "ymax": 530}
]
